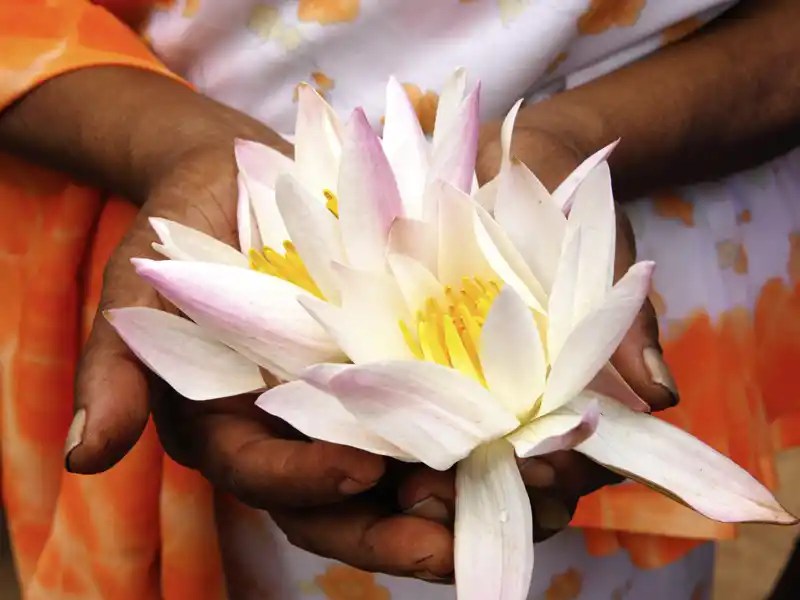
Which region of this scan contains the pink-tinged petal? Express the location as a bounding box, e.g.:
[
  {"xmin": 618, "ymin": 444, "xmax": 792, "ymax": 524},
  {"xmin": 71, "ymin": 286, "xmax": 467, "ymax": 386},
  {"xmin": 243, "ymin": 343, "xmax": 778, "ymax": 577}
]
[
  {"xmin": 542, "ymin": 261, "xmax": 655, "ymax": 415},
  {"xmin": 566, "ymin": 161, "xmax": 616, "ymax": 320},
  {"xmin": 234, "ymin": 138, "xmax": 294, "ymax": 189},
  {"xmin": 105, "ymin": 307, "xmax": 264, "ymax": 400},
  {"xmin": 236, "ymin": 174, "xmax": 261, "ymax": 253},
  {"xmin": 256, "ymin": 380, "xmax": 413, "ymax": 460},
  {"xmin": 587, "ymin": 363, "xmax": 650, "ymax": 412},
  {"xmin": 508, "ymin": 397, "xmax": 599, "ymax": 458},
  {"xmin": 494, "ymin": 160, "xmax": 566, "ymax": 292},
  {"xmin": 428, "ymin": 84, "xmax": 480, "ymax": 194},
  {"xmin": 455, "ymin": 441, "xmax": 534, "ymax": 600},
  {"xmin": 552, "ymin": 140, "xmax": 619, "ymax": 213},
  {"xmin": 149, "ymin": 218, "xmax": 249, "ymax": 268},
  {"xmin": 325, "ymin": 360, "xmax": 518, "ymax": 470},
  {"xmin": 387, "ymin": 217, "xmax": 438, "ymax": 274},
  {"xmin": 573, "ymin": 394, "xmax": 797, "ymax": 525},
  {"xmin": 432, "ymin": 67, "xmax": 467, "ymax": 149},
  {"xmin": 300, "ymin": 264, "xmax": 415, "ymax": 363},
  {"xmin": 132, "ymin": 259, "xmax": 346, "ymax": 378},
  {"xmin": 436, "ymin": 181, "xmax": 495, "ymax": 287},
  {"xmin": 546, "ymin": 226, "xmax": 582, "ymax": 362},
  {"xmin": 294, "ymin": 85, "xmax": 342, "ymax": 193},
  {"xmin": 275, "ymin": 173, "xmax": 345, "ymax": 303},
  {"xmin": 480, "ymin": 287, "xmax": 546, "ymax": 419},
  {"xmin": 499, "ymin": 99, "xmax": 523, "ymax": 168},
  {"xmin": 474, "ymin": 175, "xmax": 500, "ymax": 213},
  {"xmin": 383, "ymin": 77, "xmax": 430, "ymax": 219},
  {"xmin": 338, "ymin": 108, "xmax": 404, "ymax": 271},
  {"xmin": 473, "ymin": 202, "xmax": 547, "ymax": 312},
  {"xmin": 387, "ymin": 253, "xmax": 444, "ymax": 315}
]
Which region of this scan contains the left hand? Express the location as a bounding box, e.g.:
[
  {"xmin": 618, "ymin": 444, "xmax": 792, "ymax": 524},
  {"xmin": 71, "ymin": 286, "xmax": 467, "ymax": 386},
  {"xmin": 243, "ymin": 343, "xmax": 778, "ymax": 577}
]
[{"xmin": 399, "ymin": 108, "xmax": 680, "ymax": 546}]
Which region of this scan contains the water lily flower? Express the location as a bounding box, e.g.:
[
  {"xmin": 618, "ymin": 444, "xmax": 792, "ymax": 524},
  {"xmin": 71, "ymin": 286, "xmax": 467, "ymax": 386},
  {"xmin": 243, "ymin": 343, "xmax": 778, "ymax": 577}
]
[
  {"xmin": 255, "ymin": 129, "xmax": 795, "ymax": 599},
  {"xmin": 106, "ymin": 70, "xmax": 481, "ymax": 392}
]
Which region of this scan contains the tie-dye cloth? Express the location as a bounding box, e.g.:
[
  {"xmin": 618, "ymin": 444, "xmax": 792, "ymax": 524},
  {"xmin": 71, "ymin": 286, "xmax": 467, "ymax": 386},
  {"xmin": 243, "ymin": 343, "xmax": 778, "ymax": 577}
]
[{"xmin": 2, "ymin": 1, "xmax": 798, "ymax": 599}]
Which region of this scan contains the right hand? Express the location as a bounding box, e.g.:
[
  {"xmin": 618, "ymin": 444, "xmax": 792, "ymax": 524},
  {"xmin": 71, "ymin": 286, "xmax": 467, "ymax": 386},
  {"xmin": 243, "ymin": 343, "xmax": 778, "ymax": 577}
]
[{"xmin": 60, "ymin": 68, "xmax": 453, "ymax": 578}]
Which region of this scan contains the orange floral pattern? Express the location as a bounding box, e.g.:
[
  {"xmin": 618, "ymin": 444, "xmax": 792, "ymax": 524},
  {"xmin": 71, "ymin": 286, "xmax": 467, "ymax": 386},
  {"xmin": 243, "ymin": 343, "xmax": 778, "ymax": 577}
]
[
  {"xmin": 578, "ymin": 0, "xmax": 646, "ymax": 35},
  {"xmin": 297, "ymin": 0, "xmax": 361, "ymax": 25},
  {"xmin": 544, "ymin": 568, "xmax": 583, "ymax": 600},
  {"xmin": 315, "ymin": 565, "xmax": 391, "ymax": 600}
]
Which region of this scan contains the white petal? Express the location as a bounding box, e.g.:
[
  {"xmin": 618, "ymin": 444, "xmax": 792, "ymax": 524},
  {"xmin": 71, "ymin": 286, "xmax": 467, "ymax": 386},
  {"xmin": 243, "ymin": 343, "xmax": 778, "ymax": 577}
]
[
  {"xmin": 500, "ymin": 99, "xmax": 523, "ymax": 168},
  {"xmin": 324, "ymin": 361, "xmax": 519, "ymax": 470},
  {"xmin": 542, "ymin": 261, "xmax": 655, "ymax": 415},
  {"xmin": 132, "ymin": 259, "xmax": 345, "ymax": 378},
  {"xmin": 552, "ymin": 140, "xmax": 619, "ymax": 213},
  {"xmin": 301, "ymin": 264, "xmax": 415, "ymax": 362},
  {"xmin": 432, "ymin": 67, "xmax": 467, "ymax": 149},
  {"xmin": 256, "ymin": 380, "xmax": 413, "ymax": 460},
  {"xmin": 586, "ymin": 362, "xmax": 650, "ymax": 412},
  {"xmin": 387, "ymin": 217, "xmax": 438, "ymax": 274},
  {"xmin": 383, "ymin": 77, "xmax": 430, "ymax": 219},
  {"xmin": 436, "ymin": 181, "xmax": 495, "ymax": 287},
  {"xmin": 338, "ymin": 108, "xmax": 404, "ymax": 271},
  {"xmin": 149, "ymin": 218, "xmax": 249, "ymax": 268},
  {"xmin": 473, "ymin": 175, "xmax": 500, "ymax": 213},
  {"xmin": 473, "ymin": 202, "xmax": 547, "ymax": 313},
  {"xmin": 573, "ymin": 394, "xmax": 797, "ymax": 525},
  {"xmin": 455, "ymin": 441, "xmax": 534, "ymax": 600},
  {"xmin": 480, "ymin": 287, "xmax": 546, "ymax": 420},
  {"xmin": 106, "ymin": 307, "xmax": 264, "ymax": 400},
  {"xmin": 566, "ymin": 161, "xmax": 616, "ymax": 320},
  {"xmin": 546, "ymin": 225, "xmax": 582, "ymax": 362},
  {"xmin": 494, "ymin": 161, "xmax": 566, "ymax": 292},
  {"xmin": 387, "ymin": 253, "xmax": 443, "ymax": 314},
  {"xmin": 508, "ymin": 398, "xmax": 599, "ymax": 458},
  {"xmin": 428, "ymin": 84, "xmax": 480, "ymax": 194},
  {"xmin": 275, "ymin": 173, "xmax": 344, "ymax": 303},
  {"xmin": 294, "ymin": 85, "xmax": 342, "ymax": 193},
  {"xmin": 236, "ymin": 174, "xmax": 261, "ymax": 253}
]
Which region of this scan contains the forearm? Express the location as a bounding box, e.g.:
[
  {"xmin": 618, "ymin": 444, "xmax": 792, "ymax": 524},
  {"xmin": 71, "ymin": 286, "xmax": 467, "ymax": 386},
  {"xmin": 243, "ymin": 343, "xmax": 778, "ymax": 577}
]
[{"xmin": 521, "ymin": 0, "xmax": 800, "ymax": 199}]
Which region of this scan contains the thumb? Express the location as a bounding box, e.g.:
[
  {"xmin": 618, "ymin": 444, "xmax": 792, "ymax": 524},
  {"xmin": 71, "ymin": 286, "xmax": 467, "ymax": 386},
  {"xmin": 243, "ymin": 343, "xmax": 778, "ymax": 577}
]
[
  {"xmin": 609, "ymin": 207, "xmax": 679, "ymax": 413},
  {"xmin": 66, "ymin": 216, "xmax": 163, "ymax": 474}
]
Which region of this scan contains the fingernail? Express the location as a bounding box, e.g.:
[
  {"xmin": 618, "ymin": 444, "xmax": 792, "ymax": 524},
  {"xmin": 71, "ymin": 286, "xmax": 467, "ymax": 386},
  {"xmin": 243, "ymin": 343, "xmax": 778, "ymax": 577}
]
[
  {"xmin": 338, "ymin": 477, "xmax": 374, "ymax": 495},
  {"xmin": 520, "ymin": 458, "xmax": 556, "ymax": 488},
  {"xmin": 64, "ymin": 409, "xmax": 86, "ymax": 471},
  {"xmin": 534, "ymin": 498, "xmax": 572, "ymax": 531},
  {"xmin": 413, "ymin": 570, "xmax": 454, "ymax": 584},
  {"xmin": 405, "ymin": 496, "xmax": 451, "ymax": 524},
  {"xmin": 643, "ymin": 347, "xmax": 679, "ymax": 406}
]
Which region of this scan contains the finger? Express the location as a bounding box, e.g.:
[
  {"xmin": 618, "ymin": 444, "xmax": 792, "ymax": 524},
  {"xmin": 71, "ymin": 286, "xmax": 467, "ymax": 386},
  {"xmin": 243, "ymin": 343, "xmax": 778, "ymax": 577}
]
[
  {"xmin": 272, "ymin": 498, "xmax": 454, "ymax": 580},
  {"xmin": 67, "ymin": 217, "xmax": 167, "ymax": 474},
  {"xmin": 610, "ymin": 207, "xmax": 679, "ymax": 412},
  {"xmin": 539, "ymin": 450, "xmax": 623, "ymax": 499},
  {"xmin": 153, "ymin": 390, "xmax": 387, "ymax": 507}
]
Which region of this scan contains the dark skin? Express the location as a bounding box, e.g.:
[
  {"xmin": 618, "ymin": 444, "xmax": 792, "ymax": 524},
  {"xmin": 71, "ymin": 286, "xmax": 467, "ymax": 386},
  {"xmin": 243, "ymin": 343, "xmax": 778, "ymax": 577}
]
[{"xmin": 2, "ymin": 0, "xmax": 799, "ymax": 584}]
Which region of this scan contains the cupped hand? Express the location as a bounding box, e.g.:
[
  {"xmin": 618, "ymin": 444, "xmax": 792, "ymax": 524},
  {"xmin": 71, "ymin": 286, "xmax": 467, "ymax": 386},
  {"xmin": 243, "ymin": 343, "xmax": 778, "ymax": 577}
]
[
  {"xmin": 402, "ymin": 108, "xmax": 680, "ymax": 543},
  {"xmin": 63, "ymin": 88, "xmax": 453, "ymax": 578}
]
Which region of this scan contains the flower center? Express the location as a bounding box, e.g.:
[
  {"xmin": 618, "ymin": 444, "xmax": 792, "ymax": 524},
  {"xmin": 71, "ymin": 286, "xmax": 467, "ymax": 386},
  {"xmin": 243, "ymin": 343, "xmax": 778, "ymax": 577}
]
[
  {"xmin": 400, "ymin": 277, "xmax": 502, "ymax": 385},
  {"xmin": 249, "ymin": 241, "xmax": 324, "ymax": 298}
]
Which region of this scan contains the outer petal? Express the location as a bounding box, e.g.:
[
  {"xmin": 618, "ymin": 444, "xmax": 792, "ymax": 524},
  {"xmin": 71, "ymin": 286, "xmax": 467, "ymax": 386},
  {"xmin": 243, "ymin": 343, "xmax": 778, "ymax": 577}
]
[
  {"xmin": 507, "ymin": 397, "xmax": 599, "ymax": 458},
  {"xmin": 300, "ymin": 264, "xmax": 415, "ymax": 362},
  {"xmin": 542, "ymin": 261, "xmax": 655, "ymax": 415},
  {"xmin": 294, "ymin": 84, "xmax": 343, "ymax": 193},
  {"xmin": 150, "ymin": 218, "xmax": 249, "ymax": 268},
  {"xmin": 275, "ymin": 173, "xmax": 345, "ymax": 303},
  {"xmin": 338, "ymin": 108, "xmax": 404, "ymax": 271},
  {"xmin": 455, "ymin": 440, "xmax": 534, "ymax": 600},
  {"xmin": 132, "ymin": 259, "xmax": 346, "ymax": 377},
  {"xmin": 387, "ymin": 217, "xmax": 438, "ymax": 274},
  {"xmin": 428, "ymin": 84, "xmax": 480, "ymax": 194},
  {"xmin": 324, "ymin": 361, "xmax": 519, "ymax": 470},
  {"xmin": 546, "ymin": 225, "xmax": 582, "ymax": 362},
  {"xmin": 479, "ymin": 287, "xmax": 546, "ymax": 420},
  {"xmin": 552, "ymin": 140, "xmax": 619, "ymax": 213},
  {"xmin": 236, "ymin": 174, "xmax": 261, "ymax": 253},
  {"xmin": 566, "ymin": 161, "xmax": 616, "ymax": 321},
  {"xmin": 573, "ymin": 394, "xmax": 797, "ymax": 525},
  {"xmin": 106, "ymin": 307, "xmax": 265, "ymax": 400},
  {"xmin": 383, "ymin": 76, "xmax": 430, "ymax": 219},
  {"xmin": 499, "ymin": 99, "xmax": 523, "ymax": 168},
  {"xmin": 432, "ymin": 67, "xmax": 467, "ymax": 149},
  {"xmin": 587, "ymin": 362, "xmax": 650, "ymax": 412},
  {"xmin": 256, "ymin": 380, "xmax": 413, "ymax": 460},
  {"xmin": 494, "ymin": 160, "xmax": 566, "ymax": 292}
]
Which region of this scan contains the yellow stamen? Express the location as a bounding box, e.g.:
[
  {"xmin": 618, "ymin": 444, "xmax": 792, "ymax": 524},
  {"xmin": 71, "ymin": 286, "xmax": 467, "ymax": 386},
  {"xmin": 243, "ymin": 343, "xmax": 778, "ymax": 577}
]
[
  {"xmin": 323, "ymin": 189, "xmax": 339, "ymax": 218},
  {"xmin": 249, "ymin": 242, "xmax": 324, "ymax": 299},
  {"xmin": 400, "ymin": 277, "xmax": 506, "ymax": 385}
]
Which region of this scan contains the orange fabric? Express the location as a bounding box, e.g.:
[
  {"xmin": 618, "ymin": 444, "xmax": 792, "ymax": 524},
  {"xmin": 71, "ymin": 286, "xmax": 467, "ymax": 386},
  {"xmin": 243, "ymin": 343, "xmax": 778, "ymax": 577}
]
[{"xmin": 0, "ymin": 0, "xmax": 181, "ymax": 111}]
